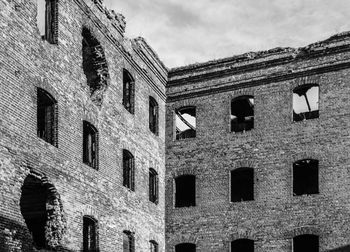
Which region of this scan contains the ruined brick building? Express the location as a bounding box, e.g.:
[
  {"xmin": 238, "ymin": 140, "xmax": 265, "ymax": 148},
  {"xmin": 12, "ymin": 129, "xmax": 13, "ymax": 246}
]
[{"xmin": 0, "ymin": 0, "xmax": 350, "ymax": 251}]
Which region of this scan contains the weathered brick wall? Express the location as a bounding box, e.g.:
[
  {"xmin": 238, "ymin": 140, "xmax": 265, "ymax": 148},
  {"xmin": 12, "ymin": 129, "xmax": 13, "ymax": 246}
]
[
  {"xmin": 165, "ymin": 35, "xmax": 350, "ymax": 251},
  {"xmin": 0, "ymin": 0, "xmax": 166, "ymax": 251}
]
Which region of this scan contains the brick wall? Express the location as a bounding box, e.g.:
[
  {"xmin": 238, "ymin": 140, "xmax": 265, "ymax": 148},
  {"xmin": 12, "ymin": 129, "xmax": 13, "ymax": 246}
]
[{"xmin": 0, "ymin": 0, "xmax": 166, "ymax": 251}]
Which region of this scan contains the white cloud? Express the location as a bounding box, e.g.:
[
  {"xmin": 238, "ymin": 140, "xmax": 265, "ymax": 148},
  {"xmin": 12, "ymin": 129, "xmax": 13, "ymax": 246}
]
[{"xmin": 104, "ymin": 0, "xmax": 350, "ymax": 68}]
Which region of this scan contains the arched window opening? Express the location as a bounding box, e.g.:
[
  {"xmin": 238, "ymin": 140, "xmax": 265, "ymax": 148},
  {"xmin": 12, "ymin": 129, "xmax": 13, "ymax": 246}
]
[
  {"xmin": 20, "ymin": 174, "xmax": 66, "ymax": 250},
  {"xmin": 37, "ymin": 0, "xmax": 58, "ymax": 44},
  {"xmin": 175, "ymin": 243, "xmax": 196, "ymax": 252},
  {"xmin": 82, "ymin": 27, "xmax": 109, "ymax": 106},
  {"xmin": 123, "ymin": 150, "xmax": 135, "ymax": 191},
  {"xmin": 231, "ymin": 239, "xmax": 254, "ymax": 252},
  {"xmin": 293, "ymin": 84, "xmax": 319, "ymax": 122},
  {"xmin": 150, "ymin": 240, "xmax": 158, "ymax": 252},
  {"xmin": 149, "ymin": 168, "xmax": 159, "ymax": 204},
  {"xmin": 231, "ymin": 168, "xmax": 254, "ymax": 202},
  {"xmin": 123, "ymin": 69, "xmax": 135, "ymax": 114},
  {"xmin": 123, "ymin": 230, "xmax": 135, "ymax": 252},
  {"xmin": 293, "ymin": 234, "xmax": 319, "ymax": 252},
  {"xmin": 175, "ymin": 175, "xmax": 195, "ymax": 207},
  {"xmin": 83, "ymin": 216, "xmax": 98, "ymax": 251},
  {"xmin": 37, "ymin": 88, "xmax": 57, "ymax": 146},
  {"xmin": 231, "ymin": 95, "xmax": 254, "ymax": 133},
  {"xmin": 149, "ymin": 96, "xmax": 159, "ymax": 135},
  {"xmin": 83, "ymin": 121, "xmax": 98, "ymax": 170},
  {"xmin": 175, "ymin": 107, "xmax": 196, "ymax": 140},
  {"xmin": 293, "ymin": 159, "xmax": 319, "ymax": 196}
]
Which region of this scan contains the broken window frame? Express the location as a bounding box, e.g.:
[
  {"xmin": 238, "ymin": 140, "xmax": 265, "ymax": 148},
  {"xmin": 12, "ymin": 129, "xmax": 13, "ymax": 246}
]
[
  {"xmin": 293, "ymin": 84, "xmax": 319, "ymax": 122},
  {"xmin": 123, "ymin": 230, "xmax": 135, "ymax": 252},
  {"xmin": 231, "ymin": 239, "xmax": 254, "ymax": 252},
  {"xmin": 293, "ymin": 159, "xmax": 319, "ymax": 196},
  {"xmin": 83, "ymin": 216, "xmax": 99, "ymax": 252},
  {"xmin": 149, "ymin": 168, "xmax": 159, "ymax": 204},
  {"xmin": 123, "ymin": 69, "xmax": 135, "ymax": 114},
  {"xmin": 123, "ymin": 149, "xmax": 135, "ymax": 191},
  {"xmin": 175, "ymin": 106, "xmax": 196, "ymax": 140},
  {"xmin": 231, "ymin": 95, "xmax": 254, "ymax": 133},
  {"xmin": 293, "ymin": 234, "xmax": 319, "ymax": 252},
  {"xmin": 230, "ymin": 168, "xmax": 254, "ymax": 202},
  {"xmin": 175, "ymin": 243, "xmax": 196, "ymax": 252},
  {"xmin": 37, "ymin": 87, "xmax": 58, "ymax": 147},
  {"xmin": 83, "ymin": 121, "xmax": 99, "ymax": 170},
  {"xmin": 150, "ymin": 240, "xmax": 159, "ymax": 252},
  {"xmin": 149, "ymin": 96, "xmax": 159, "ymax": 135},
  {"xmin": 174, "ymin": 175, "xmax": 196, "ymax": 208},
  {"xmin": 37, "ymin": 0, "xmax": 59, "ymax": 44}
]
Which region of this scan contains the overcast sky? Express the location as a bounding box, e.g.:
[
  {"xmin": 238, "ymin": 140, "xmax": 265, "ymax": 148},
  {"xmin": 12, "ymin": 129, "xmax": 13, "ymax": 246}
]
[{"xmin": 104, "ymin": 0, "xmax": 350, "ymax": 68}]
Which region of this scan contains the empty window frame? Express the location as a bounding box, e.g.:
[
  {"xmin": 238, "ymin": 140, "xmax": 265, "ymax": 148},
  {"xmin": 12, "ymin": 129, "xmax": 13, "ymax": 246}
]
[
  {"xmin": 123, "ymin": 69, "xmax": 135, "ymax": 114},
  {"xmin": 83, "ymin": 216, "xmax": 98, "ymax": 252},
  {"xmin": 231, "ymin": 95, "xmax": 254, "ymax": 133},
  {"xmin": 83, "ymin": 121, "xmax": 98, "ymax": 170},
  {"xmin": 123, "ymin": 150, "xmax": 135, "ymax": 191},
  {"xmin": 37, "ymin": 88, "xmax": 57, "ymax": 146},
  {"xmin": 231, "ymin": 168, "xmax": 254, "ymax": 202},
  {"xmin": 149, "ymin": 96, "xmax": 159, "ymax": 135},
  {"xmin": 175, "ymin": 175, "xmax": 196, "ymax": 207},
  {"xmin": 231, "ymin": 239, "xmax": 254, "ymax": 252},
  {"xmin": 37, "ymin": 0, "xmax": 59, "ymax": 44},
  {"xmin": 175, "ymin": 243, "xmax": 196, "ymax": 252},
  {"xmin": 123, "ymin": 230, "xmax": 135, "ymax": 252},
  {"xmin": 293, "ymin": 234, "xmax": 319, "ymax": 252},
  {"xmin": 150, "ymin": 240, "xmax": 158, "ymax": 252},
  {"xmin": 175, "ymin": 107, "xmax": 196, "ymax": 140},
  {"xmin": 293, "ymin": 159, "xmax": 319, "ymax": 196},
  {"xmin": 293, "ymin": 84, "xmax": 319, "ymax": 122},
  {"xmin": 149, "ymin": 168, "xmax": 159, "ymax": 204}
]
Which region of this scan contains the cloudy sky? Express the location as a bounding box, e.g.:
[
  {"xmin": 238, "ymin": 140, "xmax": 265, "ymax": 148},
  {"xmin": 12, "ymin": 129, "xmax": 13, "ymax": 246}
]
[{"xmin": 104, "ymin": 0, "xmax": 350, "ymax": 68}]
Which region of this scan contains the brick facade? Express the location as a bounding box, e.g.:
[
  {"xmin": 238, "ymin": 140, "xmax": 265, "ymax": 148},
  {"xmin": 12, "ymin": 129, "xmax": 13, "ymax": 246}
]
[{"xmin": 1, "ymin": 0, "xmax": 350, "ymax": 251}]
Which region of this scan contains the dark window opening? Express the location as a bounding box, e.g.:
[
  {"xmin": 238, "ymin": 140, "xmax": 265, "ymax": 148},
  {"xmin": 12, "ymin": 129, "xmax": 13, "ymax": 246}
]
[
  {"xmin": 293, "ymin": 159, "xmax": 319, "ymax": 196},
  {"xmin": 83, "ymin": 121, "xmax": 98, "ymax": 170},
  {"xmin": 231, "ymin": 168, "xmax": 254, "ymax": 202},
  {"xmin": 149, "ymin": 96, "xmax": 159, "ymax": 135},
  {"xmin": 175, "ymin": 175, "xmax": 195, "ymax": 207},
  {"xmin": 231, "ymin": 95, "xmax": 254, "ymax": 133},
  {"xmin": 231, "ymin": 239, "xmax": 254, "ymax": 252},
  {"xmin": 82, "ymin": 27, "xmax": 109, "ymax": 105},
  {"xmin": 150, "ymin": 240, "xmax": 158, "ymax": 252},
  {"xmin": 20, "ymin": 174, "xmax": 66, "ymax": 250},
  {"xmin": 123, "ymin": 69, "xmax": 135, "ymax": 114},
  {"xmin": 83, "ymin": 216, "xmax": 98, "ymax": 252},
  {"xmin": 37, "ymin": 0, "xmax": 58, "ymax": 44},
  {"xmin": 293, "ymin": 234, "xmax": 319, "ymax": 252},
  {"xmin": 175, "ymin": 243, "xmax": 196, "ymax": 252},
  {"xmin": 123, "ymin": 150, "xmax": 135, "ymax": 191},
  {"xmin": 293, "ymin": 84, "xmax": 319, "ymax": 122},
  {"xmin": 149, "ymin": 168, "xmax": 159, "ymax": 204},
  {"xmin": 123, "ymin": 230, "xmax": 135, "ymax": 252},
  {"xmin": 175, "ymin": 107, "xmax": 196, "ymax": 140},
  {"xmin": 37, "ymin": 88, "xmax": 57, "ymax": 146}
]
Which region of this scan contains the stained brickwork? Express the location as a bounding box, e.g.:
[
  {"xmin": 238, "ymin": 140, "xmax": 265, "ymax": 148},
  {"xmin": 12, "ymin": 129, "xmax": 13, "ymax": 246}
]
[
  {"xmin": 166, "ymin": 34, "xmax": 350, "ymax": 251},
  {"xmin": 0, "ymin": 0, "xmax": 166, "ymax": 251}
]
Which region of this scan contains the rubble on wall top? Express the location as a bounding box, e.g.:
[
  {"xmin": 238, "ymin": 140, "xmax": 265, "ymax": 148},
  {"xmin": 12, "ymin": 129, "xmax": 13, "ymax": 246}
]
[
  {"xmin": 169, "ymin": 31, "xmax": 350, "ymax": 74},
  {"xmin": 91, "ymin": 0, "xmax": 126, "ymax": 34}
]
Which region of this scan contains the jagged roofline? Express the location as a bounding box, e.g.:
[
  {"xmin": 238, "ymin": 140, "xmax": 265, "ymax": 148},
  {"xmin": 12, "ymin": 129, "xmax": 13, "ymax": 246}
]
[{"xmin": 169, "ymin": 31, "xmax": 350, "ymax": 75}]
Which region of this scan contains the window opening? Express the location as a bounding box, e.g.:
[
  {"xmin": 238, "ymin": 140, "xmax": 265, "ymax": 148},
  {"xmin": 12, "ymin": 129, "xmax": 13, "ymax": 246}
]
[
  {"xmin": 175, "ymin": 107, "xmax": 196, "ymax": 140},
  {"xmin": 293, "ymin": 159, "xmax": 319, "ymax": 196},
  {"xmin": 231, "ymin": 96, "xmax": 254, "ymax": 132},
  {"xmin": 83, "ymin": 121, "xmax": 98, "ymax": 169},
  {"xmin": 175, "ymin": 243, "xmax": 196, "ymax": 252},
  {"xmin": 175, "ymin": 175, "xmax": 195, "ymax": 207},
  {"xmin": 293, "ymin": 84, "xmax": 319, "ymax": 121},
  {"xmin": 83, "ymin": 216, "xmax": 98, "ymax": 252},
  {"xmin": 231, "ymin": 239, "xmax": 254, "ymax": 252},
  {"xmin": 231, "ymin": 168, "xmax": 254, "ymax": 202},
  {"xmin": 123, "ymin": 69, "xmax": 135, "ymax": 114},
  {"xmin": 149, "ymin": 96, "xmax": 159, "ymax": 135},
  {"xmin": 123, "ymin": 150, "xmax": 135, "ymax": 191},
  {"xmin": 37, "ymin": 0, "xmax": 58, "ymax": 44},
  {"xmin": 123, "ymin": 231, "xmax": 135, "ymax": 252},
  {"xmin": 149, "ymin": 168, "xmax": 159, "ymax": 204},
  {"xmin": 150, "ymin": 240, "xmax": 158, "ymax": 252},
  {"xmin": 293, "ymin": 234, "xmax": 319, "ymax": 252}
]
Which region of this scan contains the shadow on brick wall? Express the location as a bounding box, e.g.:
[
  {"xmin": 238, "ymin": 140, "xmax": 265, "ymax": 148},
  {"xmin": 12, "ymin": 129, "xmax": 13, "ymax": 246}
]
[
  {"xmin": 0, "ymin": 215, "xmax": 73, "ymax": 252},
  {"xmin": 327, "ymin": 245, "xmax": 350, "ymax": 252}
]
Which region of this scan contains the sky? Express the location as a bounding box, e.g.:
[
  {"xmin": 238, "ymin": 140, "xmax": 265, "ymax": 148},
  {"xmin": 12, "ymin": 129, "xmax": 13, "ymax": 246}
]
[{"xmin": 104, "ymin": 0, "xmax": 350, "ymax": 68}]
